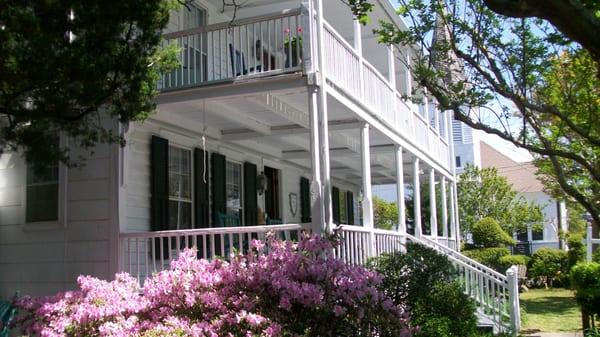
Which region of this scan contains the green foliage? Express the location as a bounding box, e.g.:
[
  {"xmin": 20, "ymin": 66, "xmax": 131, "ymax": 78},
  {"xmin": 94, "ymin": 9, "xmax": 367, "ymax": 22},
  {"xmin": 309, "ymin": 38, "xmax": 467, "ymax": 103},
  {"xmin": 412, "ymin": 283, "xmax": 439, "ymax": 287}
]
[
  {"xmin": 345, "ymin": 0, "xmax": 374, "ymax": 25},
  {"xmin": 499, "ymin": 254, "xmax": 529, "ymax": 271},
  {"xmin": 529, "ymin": 248, "xmax": 569, "ymax": 287},
  {"xmin": 593, "ymin": 250, "xmax": 600, "ymax": 264},
  {"xmin": 370, "ymin": 243, "xmax": 479, "ymax": 337},
  {"xmin": 570, "ymin": 262, "xmax": 600, "ymax": 318},
  {"xmin": 567, "ymin": 234, "xmax": 586, "ymax": 269},
  {"xmin": 0, "ymin": 0, "xmax": 180, "ymax": 167},
  {"xmin": 463, "ymin": 247, "xmax": 511, "ymax": 273},
  {"xmin": 411, "ymin": 282, "xmax": 478, "ymax": 337},
  {"xmin": 472, "ymin": 217, "xmax": 515, "ymax": 248},
  {"xmin": 369, "ymin": 243, "xmax": 456, "ymax": 305},
  {"xmin": 373, "ymin": 196, "xmax": 398, "ymax": 230},
  {"xmin": 373, "ymin": 0, "xmax": 600, "ymax": 227},
  {"xmin": 456, "ymin": 165, "xmax": 544, "ymax": 235}
]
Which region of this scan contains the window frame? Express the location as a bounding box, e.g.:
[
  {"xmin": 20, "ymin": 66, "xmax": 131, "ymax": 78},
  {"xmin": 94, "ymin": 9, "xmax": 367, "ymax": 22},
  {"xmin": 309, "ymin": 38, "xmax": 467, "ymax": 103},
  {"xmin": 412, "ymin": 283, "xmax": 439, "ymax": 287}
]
[
  {"xmin": 168, "ymin": 144, "xmax": 194, "ymax": 230},
  {"xmin": 23, "ymin": 136, "xmax": 68, "ymax": 230}
]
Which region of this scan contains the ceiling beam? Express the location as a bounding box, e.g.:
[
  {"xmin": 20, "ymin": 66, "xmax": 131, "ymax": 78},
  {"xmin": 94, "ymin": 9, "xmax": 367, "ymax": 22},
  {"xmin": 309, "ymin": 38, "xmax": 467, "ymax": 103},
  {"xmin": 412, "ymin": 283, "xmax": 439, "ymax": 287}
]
[
  {"xmin": 209, "ymin": 100, "xmax": 272, "ymax": 136},
  {"xmin": 221, "ymin": 119, "xmax": 363, "ymax": 141}
]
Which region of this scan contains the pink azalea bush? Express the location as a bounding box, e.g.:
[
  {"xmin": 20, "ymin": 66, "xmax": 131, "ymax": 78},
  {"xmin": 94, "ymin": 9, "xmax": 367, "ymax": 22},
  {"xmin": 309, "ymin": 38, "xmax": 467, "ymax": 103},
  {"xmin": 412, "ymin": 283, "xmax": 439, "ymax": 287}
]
[{"xmin": 15, "ymin": 234, "xmax": 412, "ymax": 337}]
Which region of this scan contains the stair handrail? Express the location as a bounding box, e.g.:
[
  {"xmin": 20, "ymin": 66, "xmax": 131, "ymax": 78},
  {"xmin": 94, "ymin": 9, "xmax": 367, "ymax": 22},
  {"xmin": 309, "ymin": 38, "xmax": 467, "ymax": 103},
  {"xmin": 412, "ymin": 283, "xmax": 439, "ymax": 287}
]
[{"xmin": 406, "ymin": 233, "xmax": 507, "ymax": 281}]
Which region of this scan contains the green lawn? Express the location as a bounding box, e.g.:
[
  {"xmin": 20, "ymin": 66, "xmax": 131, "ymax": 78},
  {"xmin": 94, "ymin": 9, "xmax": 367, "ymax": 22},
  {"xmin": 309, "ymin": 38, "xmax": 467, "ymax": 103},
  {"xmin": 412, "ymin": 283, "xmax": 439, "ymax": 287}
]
[{"xmin": 520, "ymin": 288, "xmax": 582, "ymax": 333}]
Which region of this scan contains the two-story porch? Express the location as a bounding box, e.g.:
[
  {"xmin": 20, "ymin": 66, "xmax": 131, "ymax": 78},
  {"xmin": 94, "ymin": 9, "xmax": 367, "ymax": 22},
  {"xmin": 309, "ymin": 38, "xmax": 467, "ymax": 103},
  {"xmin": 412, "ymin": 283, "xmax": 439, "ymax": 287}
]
[{"xmin": 117, "ymin": 0, "xmax": 519, "ymax": 334}]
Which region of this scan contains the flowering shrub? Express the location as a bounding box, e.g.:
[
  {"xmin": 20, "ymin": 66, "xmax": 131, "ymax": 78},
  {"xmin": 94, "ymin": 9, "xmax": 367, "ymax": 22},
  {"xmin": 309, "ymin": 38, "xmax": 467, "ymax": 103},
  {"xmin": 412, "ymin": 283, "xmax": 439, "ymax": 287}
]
[{"xmin": 15, "ymin": 234, "xmax": 412, "ymax": 337}]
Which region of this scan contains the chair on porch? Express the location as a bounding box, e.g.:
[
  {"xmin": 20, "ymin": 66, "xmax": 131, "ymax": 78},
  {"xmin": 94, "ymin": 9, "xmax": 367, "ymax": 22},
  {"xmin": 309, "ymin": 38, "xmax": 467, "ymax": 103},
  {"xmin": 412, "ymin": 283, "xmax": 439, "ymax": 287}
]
[
  {"xmin": 229, "ymin": 43, "xmax": 262, "ymax": 77},
  {"xmin": 216, "ymin": 213, "xmax": 241, "ymax": 257},
  {"xmin": 0, "ymin": 293, "xmax": 17, "ymax": 337}
]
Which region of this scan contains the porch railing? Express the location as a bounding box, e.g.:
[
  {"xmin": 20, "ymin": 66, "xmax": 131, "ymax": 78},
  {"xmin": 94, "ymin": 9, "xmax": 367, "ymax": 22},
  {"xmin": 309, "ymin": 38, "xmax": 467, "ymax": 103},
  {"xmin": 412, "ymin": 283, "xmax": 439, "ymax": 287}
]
[
  {"xmin": 119, "ymin": 224, "xmax": 306, "ymax": 284},
  {"xmin": 159, "ymin": 9, "xmax": 303, "ymax": 91},
  {"xmin": 405, "ymin": 233, "xmax": 520, "ymax": 334}
]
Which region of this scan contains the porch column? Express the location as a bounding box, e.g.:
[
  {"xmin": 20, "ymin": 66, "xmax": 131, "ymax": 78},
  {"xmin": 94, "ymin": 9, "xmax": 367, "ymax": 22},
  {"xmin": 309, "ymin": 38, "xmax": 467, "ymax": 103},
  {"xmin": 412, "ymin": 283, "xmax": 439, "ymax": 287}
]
[
  {"xmin": 353, "ymin": 17, "xmax": 365, "ymax": 100},
  {"xmin": 315, "ymin": 0, "xmax": 333, "ymax": 233},
  {"xmin": 451, "ymin": 182, "xmax": 461, "ymax": 248},
  {"xmin": 413, "ymin": 157, "xmax": 422, "ymax": 238},
  {"xmin": 395, "ymin": 146, "xmax": 406, "ymax": 235},
  {"xmin": 404, "ymin": 49, "xmax": 412, "ymax": 97},
  {"xmin": 441, "ymin": 176, "xmax": 449, "ymax": 241},
  {"xmin": 387, "ymin": 45, "xmax": 396, "ymax": 88},
  {"xmin": 361, "ymin": 123, "xmax": 375, "ymax": 256},
  {"xmin": 308, "ymin": 86, "xmax": 324, "ymax": 232},
  {"xmin": 429, "ymin": 168, "xmax": 438, "ymax": 240},
  {"xmin": 353, "ymin": 18, "xmax": 362, "ymax": 54}
]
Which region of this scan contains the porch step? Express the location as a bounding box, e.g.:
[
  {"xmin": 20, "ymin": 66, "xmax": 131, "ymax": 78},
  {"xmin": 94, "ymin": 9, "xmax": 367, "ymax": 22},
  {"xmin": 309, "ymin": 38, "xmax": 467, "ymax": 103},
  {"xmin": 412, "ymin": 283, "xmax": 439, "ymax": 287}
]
[{"xmin": 476, "ymin": 309, "xmax": 498, "ymax": 334}]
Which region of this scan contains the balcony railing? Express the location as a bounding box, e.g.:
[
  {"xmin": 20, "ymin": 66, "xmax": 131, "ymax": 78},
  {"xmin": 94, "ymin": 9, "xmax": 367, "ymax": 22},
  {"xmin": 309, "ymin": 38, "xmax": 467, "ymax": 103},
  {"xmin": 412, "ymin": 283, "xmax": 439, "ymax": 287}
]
[
  {"xmin": 158, "ymin": 8, "xmax": 451, "ymax": 170},
  {"xmin": 159, "ymin": 9, "xmax": 303, "ymax": 91},
  {"xmin": 321, "ymin": 20, "xmax": 451, "ymax": 169}
]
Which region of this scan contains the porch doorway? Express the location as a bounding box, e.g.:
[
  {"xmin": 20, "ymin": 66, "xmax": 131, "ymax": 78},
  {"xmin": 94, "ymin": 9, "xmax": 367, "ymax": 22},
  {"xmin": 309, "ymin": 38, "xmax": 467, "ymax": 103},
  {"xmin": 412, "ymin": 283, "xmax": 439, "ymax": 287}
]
[{"xmin": 264, "ymin": 166, "xmax": 281, "ymax": 224}]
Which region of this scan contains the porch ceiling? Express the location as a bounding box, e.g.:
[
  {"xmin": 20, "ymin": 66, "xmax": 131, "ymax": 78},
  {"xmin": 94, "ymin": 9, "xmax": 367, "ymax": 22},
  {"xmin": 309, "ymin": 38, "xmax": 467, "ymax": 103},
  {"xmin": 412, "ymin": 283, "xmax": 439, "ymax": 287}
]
[{"xmin": 156, "ymin": 88, "xmax": 426, "ymax": 187}]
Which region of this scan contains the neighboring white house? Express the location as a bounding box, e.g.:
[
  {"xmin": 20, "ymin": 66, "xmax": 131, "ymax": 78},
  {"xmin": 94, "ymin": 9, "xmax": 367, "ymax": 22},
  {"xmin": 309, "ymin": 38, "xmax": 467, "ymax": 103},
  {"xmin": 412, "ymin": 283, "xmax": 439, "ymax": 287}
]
[{"xmin": 453, "ymin": 132, "xmax": 568, "ymax": 254}]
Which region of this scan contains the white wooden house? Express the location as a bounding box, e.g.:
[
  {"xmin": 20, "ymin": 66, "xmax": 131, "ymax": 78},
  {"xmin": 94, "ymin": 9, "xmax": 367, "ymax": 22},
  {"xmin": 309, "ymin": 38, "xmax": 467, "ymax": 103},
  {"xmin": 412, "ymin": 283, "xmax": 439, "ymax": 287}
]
[{"xmin": 0, "ymin": 0, "xmax": 520, "ymax": 333}]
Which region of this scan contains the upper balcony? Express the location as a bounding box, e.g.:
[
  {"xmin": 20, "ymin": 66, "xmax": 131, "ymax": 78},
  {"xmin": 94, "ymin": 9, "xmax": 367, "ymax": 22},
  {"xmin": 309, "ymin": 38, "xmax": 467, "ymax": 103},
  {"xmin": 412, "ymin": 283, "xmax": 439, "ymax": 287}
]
[{"xmin": 158, "ymin": 0, "xmax": 452, "ymax": 172}]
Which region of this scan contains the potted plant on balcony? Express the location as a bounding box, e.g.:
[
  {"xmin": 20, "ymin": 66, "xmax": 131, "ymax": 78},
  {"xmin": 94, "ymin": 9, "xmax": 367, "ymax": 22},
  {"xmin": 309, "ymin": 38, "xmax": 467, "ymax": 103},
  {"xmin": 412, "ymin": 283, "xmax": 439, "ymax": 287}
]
[{"xmin": 284, "ymin": 27, "xmax": 303, "ymax": 68}]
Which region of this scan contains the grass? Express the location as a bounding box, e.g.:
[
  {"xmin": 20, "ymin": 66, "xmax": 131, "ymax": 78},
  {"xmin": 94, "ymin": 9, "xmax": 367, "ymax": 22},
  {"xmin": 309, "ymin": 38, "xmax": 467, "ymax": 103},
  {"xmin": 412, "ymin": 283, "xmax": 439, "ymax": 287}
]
[{"xmin": 520, "ymin": 288, "xmax": 581, "ymax": 333}]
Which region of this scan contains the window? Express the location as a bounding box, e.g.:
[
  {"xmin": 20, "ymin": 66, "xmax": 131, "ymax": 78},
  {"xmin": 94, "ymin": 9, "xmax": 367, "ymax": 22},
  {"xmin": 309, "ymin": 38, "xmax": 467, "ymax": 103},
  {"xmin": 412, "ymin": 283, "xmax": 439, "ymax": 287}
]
[
  {"xmin": 226, "ymin": 161, "xmax": 243, "ymax": 221},
  {"xmin": 168, "ymin": 146, "xmax": 192, "ymax": 230},
  {"xmin": 455, "ymin": 156, "xmax": 462, "ymax": 167},
  {"xmin": 339, "ymin": 191, "xmax": 347, "ymax": 224},
  {"xmin": 26, "ymin": 163, "xmax": 59, "ymax": 222},
  {"xmin": 532, "ymin": 228, "xmax": 544, "ymax": 241}
]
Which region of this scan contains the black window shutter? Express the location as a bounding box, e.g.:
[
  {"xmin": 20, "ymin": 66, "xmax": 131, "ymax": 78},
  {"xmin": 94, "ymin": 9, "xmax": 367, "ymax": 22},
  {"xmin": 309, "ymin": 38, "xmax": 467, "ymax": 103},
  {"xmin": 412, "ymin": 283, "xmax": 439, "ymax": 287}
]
[
  {"xmin": 194, "ymin": 148, "xmax": 210, "ymax": 228},
  {"xmin": 211, "ymin": 152, "xmax": 226, "ymax": 226},
  {"xmin": 151, "ymin": 136, "xmax": 169, "ymax": 232},
  {"xmin": 332, "ymin": 186, "xmax": 340, "ymax": 224},
  {"xmin": 300, "ymin": 177, "xmax": 311, "ymax": 223},
  {"xmin": 346, "ymin": 191, "xmax": 354, "ymax": 225},
  {"xmin": 243, "ymin": 162, "xmax": 257, "ymax": 226}
]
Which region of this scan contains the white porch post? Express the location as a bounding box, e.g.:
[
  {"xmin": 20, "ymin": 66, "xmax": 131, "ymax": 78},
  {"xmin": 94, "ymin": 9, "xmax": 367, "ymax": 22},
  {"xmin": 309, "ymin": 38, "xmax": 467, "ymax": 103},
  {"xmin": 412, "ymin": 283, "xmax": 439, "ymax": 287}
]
[
  {"xmin": 452, "ymin": 182, "xmax": 461, "ymax": 248},
  {"xmin": 353, "ymin": 18, "xmax": 362, "ymax": 54},
  {"xmin": 413, "ymin": 157, "xmax": 422, "ymax": 238},
  {"xmin": 396, "ymin": 146, "xmax": 406, "ymax": 252},
  {"xmin": 387, "ymin": 45, "xmax": 396, "ymax": 88},
  {"xmin": 587, "ymin": 225, "xmax": 593, "ymax": 262},
  {"xmin": 441, "ymin": 177, "xmax": 449, "ymax": 242},
  {"xmin": 395, "ymin": 146, "xmax": 406, "ymax": 234},
  {"xmin": 315, "ymin": 0, "xmax": 333, "ymax": 233},
  {"xmin": 361, "ymin": 123, "xmax": 375, "ymax": 256},
  {"xmin": 404, "ymin": 49, "xmax": 412, "ymax": 97},
  {"xmin": 449, "ymin": 180, "xmax": 458, "ymax": 248},
  {"xmin": 308, "ymin": 86, "xmax": 324, "ymax": 232},
  {"xmin": 429, "ymin": 169, "xmax": 438, "ymax": 240}
]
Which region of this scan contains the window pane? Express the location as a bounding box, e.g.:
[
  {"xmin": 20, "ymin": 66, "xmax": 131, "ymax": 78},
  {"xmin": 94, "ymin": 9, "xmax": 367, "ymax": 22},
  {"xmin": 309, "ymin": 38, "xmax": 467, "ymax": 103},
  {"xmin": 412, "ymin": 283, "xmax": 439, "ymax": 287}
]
[
  {"xmin": 168, "ymin": 147, "xmax": 191, "ymax": 200},
  {"xmin": 26, "ymin": 161, "xmax": 59, "ymax": 223},
  {"xmin": 26, "ymin": 184, "xmax": 59, "ymax": 222},
  {"xmin": 169, "ymin": 200, "xmax": 192, "ymax": 230},
  {"xmin": 226, "ymin": 161, "xmax": 242, "ymax": 220}
]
